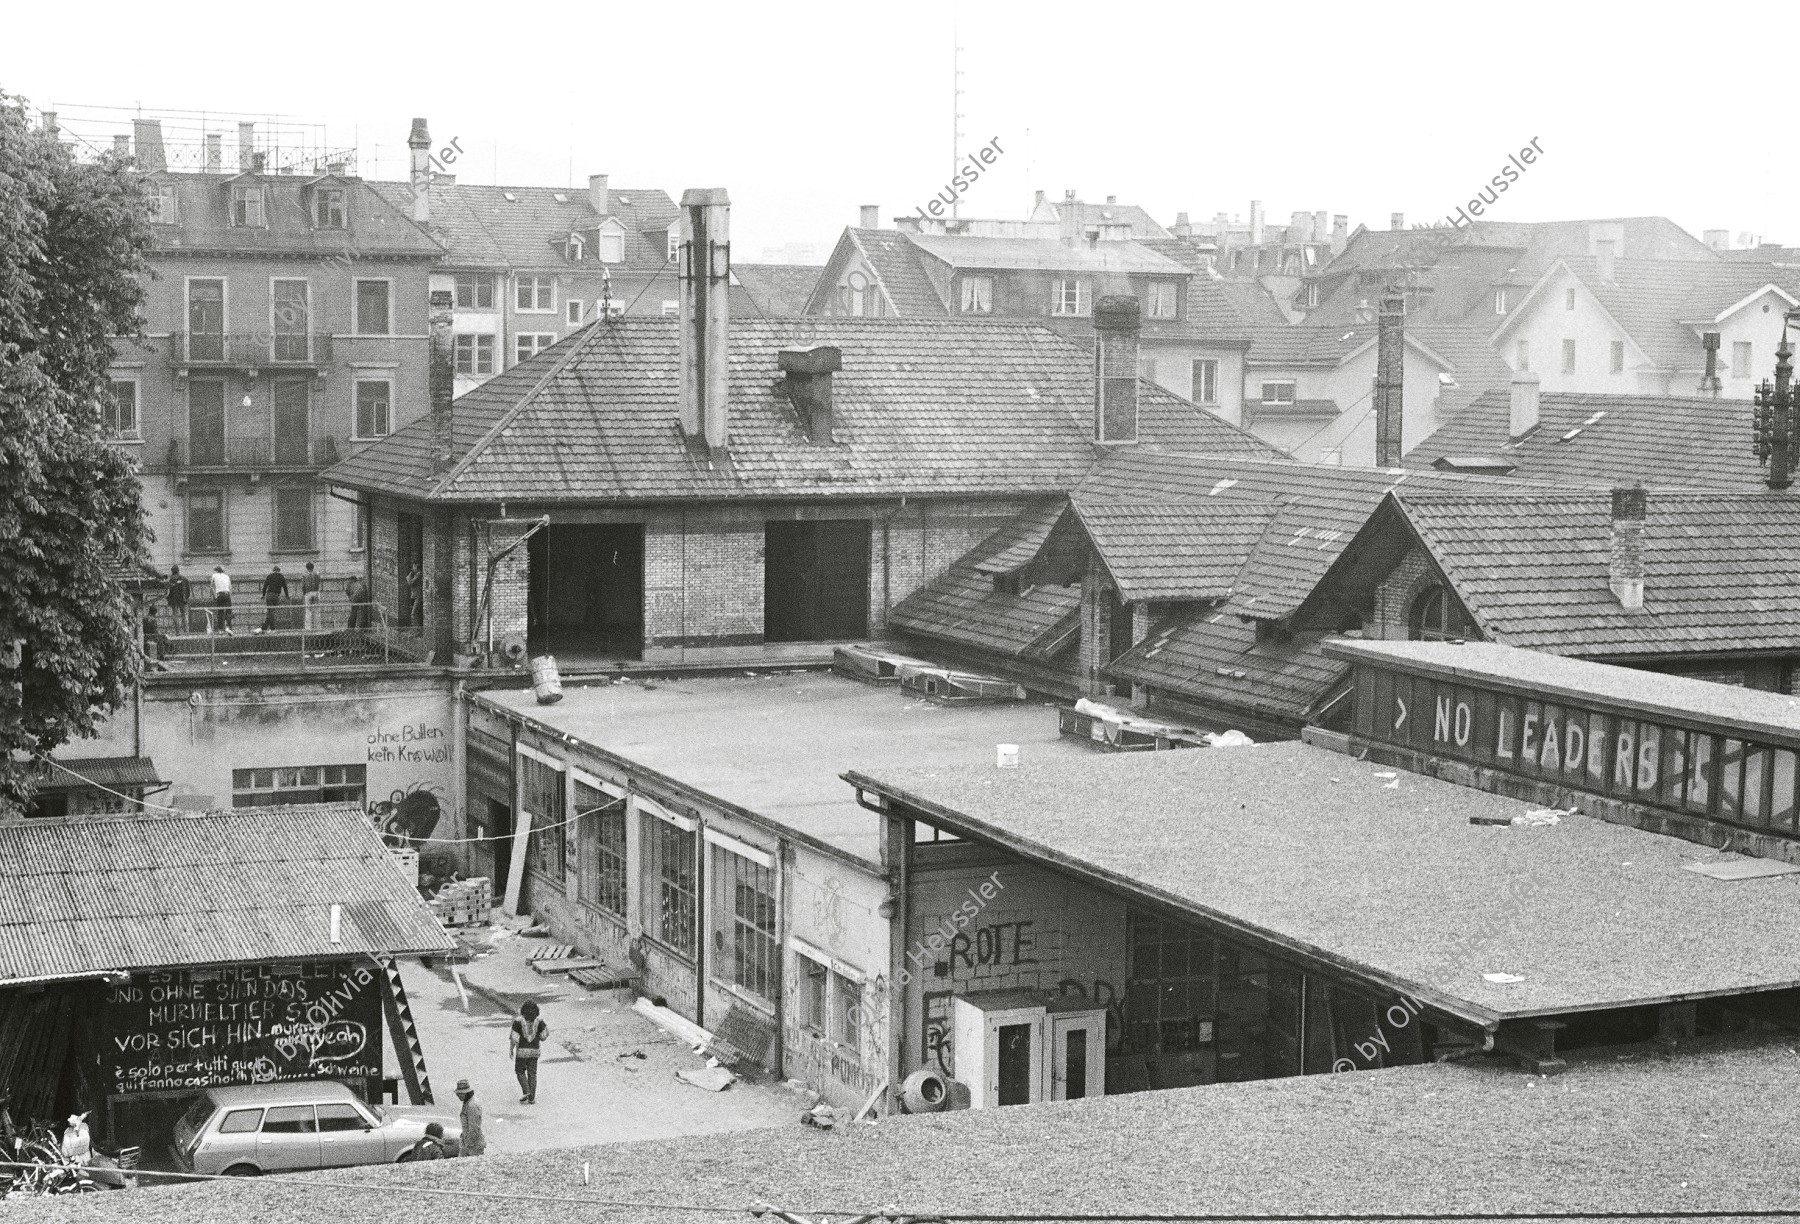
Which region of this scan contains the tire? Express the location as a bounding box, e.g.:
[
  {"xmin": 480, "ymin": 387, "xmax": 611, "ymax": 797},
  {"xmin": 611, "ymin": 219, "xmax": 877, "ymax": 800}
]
[{"xmin": 221, "ymin": 1164, "xmax": 261, "ymax": 1177}]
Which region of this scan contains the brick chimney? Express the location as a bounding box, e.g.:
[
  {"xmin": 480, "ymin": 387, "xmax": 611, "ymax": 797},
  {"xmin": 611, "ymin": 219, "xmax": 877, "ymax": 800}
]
[
  {"xmin": 1594, "ymin": 240, "xmax": 1616, "ymax": 284},
  {"xmin": 677, "ymin": 188, "xmax": 732, "ymax": 451},
  {"xmin": 408, "ymin": 118, "xmax": 432, "ymax": 224},
  {"xmin": 1608, "ymin": 485, "xmax": 1647, "ymax": 612},
  {"xmin": 1509, "ymin": 369, "xmax": 1540, "ymax": 439},
  {"xmin": 112, "ymin": 134, "xmax": 129, "ymax": 158},
  {"xmin": 1250, "ymin": 200, "xmax": 1264, "ymax": 246},
  {"xmin": 1374, "ymin": 291, "xmax": 1405, "ymax": 467},
  {"xmin": 205, "ymin": 133, "xmax": 221, "ymax": 173},
  {"xmin": 1094, "ymin": 296, "xmax": 1141, "ymax": 444},
  {"xmin": 589, "ymin": 174, "xmax": 610, "ymax": 218},
  {"xmin": 1700, "ymin": 332, "xmax": 1722, "ymax": 397},
  {"xmin": 779, "ymin": 346, "xmax": 842, "ymax": 442},
  {"xmin": 1704, "ymin": 229, "xmax": 1730, "ymax": 251},
  {"xmin": 1390, "ymin": 212, "xmax": 1405, "ymax": 231},
  {"xmin": 428, "ymin": 289, "xmax": 456, "ymax": 474},
  {"xmin": 40, "ymin": 111, "xmax": 56, "ymax": 135},
  {"xmin": 1060, "ymin": 190, "xmax": 1080, "ymax": 246},
  {"xmin": 859, "ymin": 204, "xmax": 879, "ymax": 229},
  {"xmin": 132, "ymin": 119, "xmax": 166, "ymax": 173},
  {"xmin": 1332, "ymin": 214, "xmax": 1348, "ymax": 254},
  {"xmin": 237, "ymin": 122, "xmax": 255, "ymax": 171}
]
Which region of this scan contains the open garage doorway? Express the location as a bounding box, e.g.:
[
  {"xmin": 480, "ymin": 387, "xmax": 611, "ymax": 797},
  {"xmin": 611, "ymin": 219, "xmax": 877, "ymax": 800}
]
[
  {"xmin": 528, "ymin": 524, "xmax": 645, "ymax": 661},
  {"xmin": 764, "ymin": 519, "xmax": 871, "ymax": 642}
]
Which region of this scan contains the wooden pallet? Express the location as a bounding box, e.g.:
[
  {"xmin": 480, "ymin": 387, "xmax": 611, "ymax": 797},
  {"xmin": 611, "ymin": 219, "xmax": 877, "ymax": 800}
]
[
  {"xmin": 530, "ymin": 957, "xmax": 607, "ymax": 976},
  {"xmin": 568, "ymin": 966, "xmax": 638, "ymax": 990},
  {"xmin": 525, "ymin": 943, "xmax": 575, "ymax": 963}
]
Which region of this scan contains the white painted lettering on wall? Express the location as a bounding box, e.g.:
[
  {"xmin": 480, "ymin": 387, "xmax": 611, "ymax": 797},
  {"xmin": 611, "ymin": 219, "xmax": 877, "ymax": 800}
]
[{"xmin": 366, "ymin": 721, "xmax": 449, "ymax": 764}]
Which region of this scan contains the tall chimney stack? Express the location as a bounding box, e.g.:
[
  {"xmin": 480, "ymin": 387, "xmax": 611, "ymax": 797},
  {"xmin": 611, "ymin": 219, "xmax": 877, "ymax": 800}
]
[
  {"xmin": 1374, "ymin": 290, "xmax": 1405, "ymax": 467},
  {"xmin": 237, "ymin": 122, "xmax": 255, "ymax": 171},
  {"xmin": 205, "ymin": 132, "xmax": 222, "ymax": 173},
  {"xmin": 1332, "ymin": 214, "xmax": 1348, "ymax": 254},
  {"xmin": 859, "ymin": 204, "xmax": 880, "ymax": 229},
  {"xmin": 1608, "ymin": 485, "xmax": 1647, "ymax": 612},
  {"xmin": 1250, "ymin": 200, "xmax": 1264, "ymax": 246},
  {"xmin": 1509, "ymin": 370, "xmax": 1541, "ymax": 439},
  {"xmin": 1093, "ymin": 296, "xmax": 1142, "ymax": 444},
  {"xmin": 132, "ymin": 119, "xmax": 166, "ymax": 173},
  {"xmin": 1700, "ymin": 331, "xmax": 1722, "ymax": 398},
  {"xmin": 112, "ymin": 134, "xmax": 130, "ymax": 158},
  {"xmin": 40, "ymin": 111, "xmax": 57, "ymax": 136},
  {"xmin": 678, "ymin": 188, "xmax": 732, "ymax": 452},
  {"xmin": 588, "ymin": 174, "xmax": 610, "ymax": 218},
  {"xmin": 408, "ymin": 118, "xmax": 432, "ymax": 224}
]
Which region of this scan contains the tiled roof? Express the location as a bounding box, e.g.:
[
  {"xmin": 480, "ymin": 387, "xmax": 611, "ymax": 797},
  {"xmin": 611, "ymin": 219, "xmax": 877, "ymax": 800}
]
[
  {"xmin": 323, "ymin": 319, "xmax": 1281, "ymax": 503},
  {"xmin": 1111, "ymin": 610, "xmax": 1349, "ymax": 724},
  {"xmin": 840, "ymin": 228, "xmax": 947, "ymax": 316},
  {"xmin": 1533, "ymin": 257, "xmax": 1800, "ymax": 368},
  {"xmin": 1073, "ymin": 498, "xmax": 1277, "ymax": 602},
  {"xmin": 0, "ymin": 805, "xmax": 452, "ymax": 984},
  {"xmin": 1214, "ymin": 278, "xmax": 1294, "ymax": 327},
  {"xmin": 146, "ymin": 173, "xmax": 443, "ymax": 258},
  {"xmin": 1045, "ymin": 198, "xmax": 1173, "ymax": 240},
  {"xmin": 1082, "ymin": 453, "xmax": 1573, "ymax": 717},
  {"xmin": 367, "ymin": 181, "xmax": 678, "ymax": 271},
  {"xmin": 1407, "ymin": 389, "xmax": 1768, "ymax": 488},
  {"xmin": 731, "ymin": 263, "xmax": 821, "ymax": 317},
  {"xmin": 888, "ymin": 505, "xmax": 1081, "ymax": 660},
  {"xmin": 908, "ymin": 234, "xmax": 1190, "ymax": 275},
  {"xmin": 1392, "ymin": 490, "xmax": 1800, "ymax": 658}
]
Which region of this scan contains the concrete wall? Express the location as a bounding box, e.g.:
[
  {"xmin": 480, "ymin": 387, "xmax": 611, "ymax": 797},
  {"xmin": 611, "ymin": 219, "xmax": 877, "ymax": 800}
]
[{"xmin": 69, "ymin": 671, "xmax": 461, "ymax": 839}]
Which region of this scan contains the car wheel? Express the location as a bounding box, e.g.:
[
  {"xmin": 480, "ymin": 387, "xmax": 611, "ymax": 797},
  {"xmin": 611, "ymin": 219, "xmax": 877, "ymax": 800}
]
[{"xmin": 221, "ymin": 1164, "xmax": 261, "ymax": 1177}]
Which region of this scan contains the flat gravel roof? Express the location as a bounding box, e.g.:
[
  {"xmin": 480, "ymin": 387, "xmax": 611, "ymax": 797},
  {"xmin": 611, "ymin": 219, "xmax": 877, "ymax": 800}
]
[
  {"xmin": 19, "ymin": 1036, "xmax": 1800, "ymax": 1223},
  {"xmin": 848, "ymin": 741, "xmax": 1800, "ymax": 1024},
  {"xmin": 479, "ymin": 672, "xmax": 1098, "ymax": 866}
]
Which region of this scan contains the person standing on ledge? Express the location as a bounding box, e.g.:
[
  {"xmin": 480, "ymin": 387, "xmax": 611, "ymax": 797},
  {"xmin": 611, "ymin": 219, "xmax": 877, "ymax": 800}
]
[
  {"xmin": 301, "ymin": 561, "xmax": 323, "ymax": 631},
  {"xmin": 209, "ymin": 566, "xmax": 233, "ymax": 635},
  {"xmin": 258, "ymin": 565, "xmax": 288, "ymax": 634},
  {"xmin": 509, "ymin": 1001, "xmax": 548, "ymax": 1103}
]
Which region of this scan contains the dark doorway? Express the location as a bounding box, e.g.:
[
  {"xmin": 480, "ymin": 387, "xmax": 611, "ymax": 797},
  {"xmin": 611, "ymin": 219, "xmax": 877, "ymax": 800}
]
[
  {"xmin": 527, "ymin": 524, "xmax": 645, "ymax": 659},
  {"xmin": 398, "ymin": 513, "xmax": 424, "ymax": 627},
  {"xmin": 188, "ymin": 380, "xmax": 225, "ymax": 466},
  {"xmin": 1064, "ymin": 1028, "xmax": 1089, "ymax": 1099},
  {"xmin": 272, "ymin": 379, "xmax": 310, "ymax": 464},
  {"xmin": 996, "ymin": 1023, "xmax": 1034, "ymax": 1106},
  {"xmin": 487, "ymin": 798, "xmax": 513, "ymax": 893},
  {"xmin": 764, "ymin": 519, "xmax": 871, "ymax": 642}
]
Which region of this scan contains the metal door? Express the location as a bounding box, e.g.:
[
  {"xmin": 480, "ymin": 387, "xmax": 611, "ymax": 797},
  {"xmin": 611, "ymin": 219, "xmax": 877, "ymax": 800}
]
[{"xmin": 1050, "ymin": 1011, "xmax": 1108, "ymax": 1100}]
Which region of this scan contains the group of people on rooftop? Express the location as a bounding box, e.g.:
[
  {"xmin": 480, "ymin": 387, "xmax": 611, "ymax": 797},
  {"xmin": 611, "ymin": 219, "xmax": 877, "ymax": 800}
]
[{"xmin": 160, "ymin": 563, "xmax": 374, "ymax": 637}]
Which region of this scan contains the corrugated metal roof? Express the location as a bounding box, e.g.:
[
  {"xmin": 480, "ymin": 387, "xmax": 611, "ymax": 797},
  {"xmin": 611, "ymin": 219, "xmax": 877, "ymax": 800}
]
[
  {"xmin": 0, "ymin": 804, "xmax": 451, "ymax": 984},
  {"xmin": 30, "ymin": 755, "xmax": 164, "ymax": 792}
]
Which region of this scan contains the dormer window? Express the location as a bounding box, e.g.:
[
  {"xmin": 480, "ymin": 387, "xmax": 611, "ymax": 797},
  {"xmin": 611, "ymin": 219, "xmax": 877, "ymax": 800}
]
[
  {"xmin": 667, "ymin": 229, "xmax": 680, "ymax": 262},
  {"xmin": 1146, "ymin": 280, "xmax": 1179, "ymax": 319},
  {"xmin": 960, "ymin": 275, "xmax": 993, "ymax": 314},
  {"xmin": 314, "ymin": 187, "xmax": 346, "ymax": 229},
  {"xmin": 145, "ymin": 183, "xmax": 179, "ymax": 224},
  {"xmin": 566, "ymin": 234, "xmax": 585, "ymax": 262},
  {"xmin": 598, "ymin": 230, "xmax": 624, "ymax": 263},
  {"xmin": 230, "ymin": 184, "xmax": 266, "ymax": 228}
]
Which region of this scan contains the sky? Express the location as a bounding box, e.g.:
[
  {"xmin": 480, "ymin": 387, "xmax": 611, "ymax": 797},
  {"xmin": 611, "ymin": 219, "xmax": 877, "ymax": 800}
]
[{"xmin": 6, "ymin": 0, "xmax": 1798, "ymax": 261}]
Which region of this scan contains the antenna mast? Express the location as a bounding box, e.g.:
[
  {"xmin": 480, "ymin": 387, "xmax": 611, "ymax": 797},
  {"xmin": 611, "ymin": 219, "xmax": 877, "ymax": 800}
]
[{"xmin": 951, "ymin": 22, "xmax": 964, "ymax": 220}]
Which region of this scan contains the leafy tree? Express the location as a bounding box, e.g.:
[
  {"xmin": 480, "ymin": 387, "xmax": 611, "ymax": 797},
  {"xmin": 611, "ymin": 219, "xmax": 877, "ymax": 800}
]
[{"xmin": 0, "ymin": 92, "xmax": 152, "ymax": 812}]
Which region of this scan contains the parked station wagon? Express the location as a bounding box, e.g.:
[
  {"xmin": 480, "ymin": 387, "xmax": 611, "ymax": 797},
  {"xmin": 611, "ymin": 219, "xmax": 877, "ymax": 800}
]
[{"xmin": 172, "ymin": 1080, "xmax": 461, "ymax": 1175}]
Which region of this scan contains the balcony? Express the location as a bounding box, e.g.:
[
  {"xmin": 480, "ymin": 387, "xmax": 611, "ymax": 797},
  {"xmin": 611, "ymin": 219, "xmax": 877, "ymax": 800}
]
[
  {"xmin": 161, "ymin": 435, "xmax": 342, "ymax": 473},
  {"xmin": 169, "ymin": 332, "xmax": 334, "ymax": 372}
]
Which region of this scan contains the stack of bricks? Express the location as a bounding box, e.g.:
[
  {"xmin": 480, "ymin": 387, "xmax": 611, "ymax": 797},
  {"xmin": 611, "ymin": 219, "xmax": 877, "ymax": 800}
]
[{"xmin": 429, "ymin": 877, "xmax": 493, "ymax": 927}]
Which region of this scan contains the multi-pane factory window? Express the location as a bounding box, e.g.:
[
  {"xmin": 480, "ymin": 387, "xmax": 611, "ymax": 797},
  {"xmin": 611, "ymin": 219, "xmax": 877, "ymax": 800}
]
[
  {"xmin": 710, "ymin": 844, "xmax": 777, "ymax": 1003},
  {"xmin": 642, "ymin": 813, "xmax": 696, "ymax": 956}
]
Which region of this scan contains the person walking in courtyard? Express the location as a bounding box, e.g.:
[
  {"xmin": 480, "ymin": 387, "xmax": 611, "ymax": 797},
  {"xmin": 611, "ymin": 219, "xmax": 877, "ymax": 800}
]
[
  {"xmin": 453, "ymin": 1079, "xmax": 484, "ymax": 1156},
  {"xmin": 301, "ymin": 561, "xmax": 323, "ymax": 630},
  {"xmin": 258, "ymin": 565, "xmax": 288, "ymax": 633},
  {"xmin": 165, "ymin": 565, "xmax": 190, "ymax": 633},
  {"xmin": 209, "ymin": 566, "xmax": 233, "ymax": 635},
  {"xmin": 509, "ymin": 1001, "xmax": 548, "ymax": 1103}
]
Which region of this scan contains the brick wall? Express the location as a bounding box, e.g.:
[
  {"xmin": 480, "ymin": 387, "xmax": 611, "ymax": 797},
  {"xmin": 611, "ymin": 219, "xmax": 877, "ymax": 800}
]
[
  {"xmin": 369, "ymin": 497, "xmax": 400, "ymax": 616},
  {"xmin": 1372, "ymin": 545, "xmax": 1434, "ymax": 640},
  {"xmin": 1079, "ymin": 556, "xmax": 1114, "ymax": 698},
  {"xmin": 903, "ymin": 848, "xmax": 1128, "ymax": 1078}
]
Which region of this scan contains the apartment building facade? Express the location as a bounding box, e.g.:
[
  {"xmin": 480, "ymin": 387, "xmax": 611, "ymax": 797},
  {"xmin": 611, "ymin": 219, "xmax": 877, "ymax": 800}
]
[{"xmin": 111, "ymin": 153, "xmax": 443, "ymax": 581}]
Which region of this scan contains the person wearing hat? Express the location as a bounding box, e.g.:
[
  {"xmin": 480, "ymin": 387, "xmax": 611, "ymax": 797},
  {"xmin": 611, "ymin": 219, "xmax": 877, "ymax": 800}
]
[{"xmin": 453, "ymin": 1079, "xmax": 484, "ymax": 1156}]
